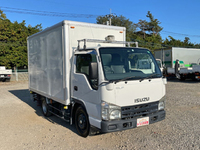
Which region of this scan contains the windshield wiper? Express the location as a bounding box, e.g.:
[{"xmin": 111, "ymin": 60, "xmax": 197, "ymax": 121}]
[
  {"xmin": 98, "ymin": 80, "xmax": 114, "ymax": 86},
  {"xmin": 113, "ymin": 76, "xmax": 137, "ymax": 84},
  {"xmin": 139, "ymin": 73, "xmax": 160, "ymax": 82}
]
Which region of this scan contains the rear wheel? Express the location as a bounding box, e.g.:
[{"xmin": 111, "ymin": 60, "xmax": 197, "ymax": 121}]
[
  {"xmin": 179, "ymin": 75, "xmax": 185, "ymax": 81},
  {"xmin": 75, "ymin": 106, "xmax": 90, "ymax": 137},
  {"xmin": 42, "ymin": 99, "xmax": 52, "ymax": 117}
]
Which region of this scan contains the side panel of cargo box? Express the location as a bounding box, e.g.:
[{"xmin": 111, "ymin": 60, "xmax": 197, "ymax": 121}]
[
  {"xmin": 172, "ymin": 47, "xmax": 200, "ymax": 67},
  {"xmin": 28, "ymin": 22, "xmax": 67, "ymax": 104}
]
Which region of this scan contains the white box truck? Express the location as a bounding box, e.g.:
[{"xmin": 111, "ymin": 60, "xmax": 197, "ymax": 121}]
[
  {"xmin": 154, "ymin": 47, "xmax": 200, "ymax": 80},
  {"xmin": 28, "ymin": 20, "xmax": 166, "ymax": 137},
  {"xmin": 0, "ymin": 66, "xmax": 11, "ymax": 82}
]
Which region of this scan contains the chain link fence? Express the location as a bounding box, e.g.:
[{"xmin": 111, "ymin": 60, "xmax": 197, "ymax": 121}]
[
  {"xmin": 9, "ymin": 69, "xmax": 28, "ymax": 81},
  {"xmin": 10, "ymin": 72, "xmax": 29, "ymax": 81}
]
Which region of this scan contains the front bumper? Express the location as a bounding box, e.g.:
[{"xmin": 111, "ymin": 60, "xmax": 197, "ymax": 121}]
[{"xmin": 101, "ymin": 110, "xmax": 165, "ymax": 133}]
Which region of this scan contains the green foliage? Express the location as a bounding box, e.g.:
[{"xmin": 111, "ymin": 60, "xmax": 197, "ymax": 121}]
[
  {"xmin": 97, "ymin": 15, "xmax": 136, "ymax": 41},
  {"xmin": 146, "ymin": 11, "xmax": 163, "ymax": 36},
  {"xmin": 0, "ymin": 10, "xmax": 42, "ymax": 68},
  {"xmin": 162, "ymin": 36, "xmax": 200, "ymax": 48},
  {"xmin": 96, "ymin": 12, "xmax": 164, "ymax": 51},
  {"xmin": 96, "ymin": 11, "xmax": 200, "ymax": 51},
  {"xmin": 134, "ymin": 11, "xmax": 163, "ymax": 51}
]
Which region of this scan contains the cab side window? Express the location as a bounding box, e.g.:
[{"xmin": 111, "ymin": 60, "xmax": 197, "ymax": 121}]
[
  {"xmin": 76, "ymin": 54, "xmax": 98, "ymax": 89},
  {"xmin": 76, "ymin": 54, "xmax": 91, "ymax": 75}
]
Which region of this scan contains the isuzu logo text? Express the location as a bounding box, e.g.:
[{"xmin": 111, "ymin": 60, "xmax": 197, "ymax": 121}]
[{"xmin": 135, "ymin": 97, "xmax": 150, "ymax": 103}]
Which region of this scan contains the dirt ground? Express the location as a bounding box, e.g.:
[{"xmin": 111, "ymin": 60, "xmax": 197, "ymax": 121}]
[{"xmin": 0, "ymin": 80, "xmax": 200, "ymax": 150}]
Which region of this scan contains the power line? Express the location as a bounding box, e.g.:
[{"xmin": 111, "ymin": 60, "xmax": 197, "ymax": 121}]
[
  {"xmin": 0, "ymin": 6, "xmax": 102, "ymax": 18},
  {"xmin": 161, "ymin": 30, "xmax": 200, "ymax": 38},
  {"xmin": 1, "ymin": 6, "xmax": 200, "ymax": 42}
]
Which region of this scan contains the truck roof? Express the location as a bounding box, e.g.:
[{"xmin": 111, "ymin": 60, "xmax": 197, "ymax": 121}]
[{"xmin": 28, "ymin": 20, "xmax": 126, "ymax": 39}]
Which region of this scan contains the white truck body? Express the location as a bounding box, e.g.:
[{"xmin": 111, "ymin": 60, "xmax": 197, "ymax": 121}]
[
  {"xmin": 154, "ymin": 47, "xmax": 200, "ymax": 79},
  {"xmin": 28, "ymin": 20, "xmax": 166, "ymax": 137},
  {"xmin": 0, "ymin": 66, "xmax": 12, "ymax": 81}
]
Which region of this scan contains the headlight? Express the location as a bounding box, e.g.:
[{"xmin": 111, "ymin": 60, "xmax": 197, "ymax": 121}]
[
  {"xmin": 110, "ymin": 110, "xmax": 121, "ymax": 120},
  {"xmin": 158, "ymin": 96, "xmax": 165, "ymax": 110},
  {"xmin": 102, "ymin": 101, "xmax": 121, "ymax": 121}
]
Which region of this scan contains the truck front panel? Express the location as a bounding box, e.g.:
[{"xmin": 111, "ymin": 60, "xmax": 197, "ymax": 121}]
[{"xmin": 98, "ymin": 47, "xmax": 166, "ymax": 132}]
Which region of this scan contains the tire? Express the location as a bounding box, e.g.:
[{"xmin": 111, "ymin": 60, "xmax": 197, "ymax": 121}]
[
  {"xmin": 75, "ymin": 106, "xmax": 90, "ymax": 137},
  {"xmin": 179, "ymin": 75, "xmax": 185, "ymax": 81},
  {"xmin": 192, "ymin": 74, "xmax": 197, "ymax": 81},
  {"xmin": 175, "ymin": 60, "xmax": 180, "ymax": 79},
  {"xmin": 2, "ymin": 78, "xmax": 6, "ymax": 82},
  {"xmin": 42, "ymin": 99, "xmax": 52, "ymax": 117}
]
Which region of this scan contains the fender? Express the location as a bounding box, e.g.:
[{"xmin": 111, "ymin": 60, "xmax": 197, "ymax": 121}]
[{"xmin": 70, "ymin": 98, "xmax": 88, "ymax": 125}]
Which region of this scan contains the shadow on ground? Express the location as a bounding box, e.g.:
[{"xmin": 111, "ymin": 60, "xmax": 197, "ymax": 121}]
[{"xmin": 9, "ymin": 89, "xmax": 78, "ymax": 135}]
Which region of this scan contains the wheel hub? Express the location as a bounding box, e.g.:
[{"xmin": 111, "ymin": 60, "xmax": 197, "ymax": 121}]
[
  {"xmin": 78, "ymin": 114, "xmax": 86, "ymax": 130},
  {"xmin": 42, "ymin": 102, "xmax": 47, "ymax": 114}
]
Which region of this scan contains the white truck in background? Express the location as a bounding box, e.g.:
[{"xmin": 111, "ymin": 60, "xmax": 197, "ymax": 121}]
[
  {"xmin": 154, "ymin": 47, "xmax": 200, "ymax": 80},
  {"xmin": 28, "ymin": 20, "xmax": 166, "ymax": 137},
  {"xmin": 0, "ymin": 66, "xmax": 11, "ymax": 82}
]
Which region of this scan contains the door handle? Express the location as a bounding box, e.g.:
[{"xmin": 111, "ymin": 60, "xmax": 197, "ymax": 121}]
[{"xmin": 74, "ymin": 86, "xmax": 78, "ymax": 91}]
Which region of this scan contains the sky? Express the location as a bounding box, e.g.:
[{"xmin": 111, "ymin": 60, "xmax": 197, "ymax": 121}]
[{"xmin": 1, "ymin": 0, "xmax": 200, "ymax": 44}]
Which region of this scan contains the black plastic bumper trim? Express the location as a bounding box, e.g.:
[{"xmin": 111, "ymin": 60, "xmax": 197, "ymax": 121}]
[{"xmin": 101, "ymin": 110, "xmax": 165, "ymax": 133}]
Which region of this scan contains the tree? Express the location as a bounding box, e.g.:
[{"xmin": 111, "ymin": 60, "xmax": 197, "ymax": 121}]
[
  {"xmin": 135, "ymin": 20, "xmax": 148, "ymax": 39},
  {"xmin": 135, "ymin": 11, "xmax": 163, "ymax": 38},
  {"xmin": 0, "ymin": 10, "xmax": 42, "ymax": 69},
  {"xmin": 96, "ymin": 15, "xmax": 136, "ymax": 41},
  {"xmin": 146, "ymin": 11, "xmax": 163, "ymax": 36},
  {"xmin": 162, "ymin": 36, "xmax": 195, "ymax": 48},
  {"xmin": 134, "ymin": 11, "xmax": 163, "ymax": 50},
  {"xmin": 184, "ymin": 37, "xmax": 190, "ymax": 44},
  {"xmin": 97, "ymin": 12, "xmax": 200, "ymax": 50}
]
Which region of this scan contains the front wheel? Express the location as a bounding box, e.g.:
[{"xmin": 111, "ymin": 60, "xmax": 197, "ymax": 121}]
[
  {"xmin": 75, "ymin": 106, "xmax": 90, "ymax": 137},
  {"xmin": 2, "ymin": 78, "xmax": 6, "ymax": 82}
]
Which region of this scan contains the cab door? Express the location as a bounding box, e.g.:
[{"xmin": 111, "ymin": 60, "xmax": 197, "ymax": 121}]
[{"xmin": 71, "ymin": 50, "xmax": 101, "ymax": 128}]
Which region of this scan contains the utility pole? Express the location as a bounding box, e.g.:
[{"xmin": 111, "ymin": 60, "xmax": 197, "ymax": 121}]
[{"xmin": 105, "ymin": 9, "xmax": 117, "ymax": 26}]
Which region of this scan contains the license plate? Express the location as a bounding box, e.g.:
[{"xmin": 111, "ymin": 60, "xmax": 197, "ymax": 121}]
[
  {"xmin": 137, "ymin": 117, "xmax": 149, "ymax": 127},
  {"xmin": 0, "ymin": 75, "xmax": 4, "ymax": 77}
]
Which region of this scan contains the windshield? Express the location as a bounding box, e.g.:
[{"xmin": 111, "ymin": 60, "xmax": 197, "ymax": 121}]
[{"xmin": 99, "ymin": 47, "xmax": 162, "ymax": 81}]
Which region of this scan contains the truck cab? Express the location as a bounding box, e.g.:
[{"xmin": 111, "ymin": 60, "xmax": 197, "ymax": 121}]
[
  {"xmin": 71, "ymin": 43, "xmax": 166, "ymax": 136},
  {"xmin": 0, "ymin": 66, "xmax": 11, "ymax": 82}
]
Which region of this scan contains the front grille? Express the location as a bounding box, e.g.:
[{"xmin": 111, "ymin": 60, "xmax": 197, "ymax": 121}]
[{"xmin": 121, "ymin": 102, "xmax": 158, "ymax": 120}]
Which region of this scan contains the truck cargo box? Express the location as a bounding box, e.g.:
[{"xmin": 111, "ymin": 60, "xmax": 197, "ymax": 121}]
[{"xmin": 154, "ymin": 47, "xmax": 200, "ymax": 68}]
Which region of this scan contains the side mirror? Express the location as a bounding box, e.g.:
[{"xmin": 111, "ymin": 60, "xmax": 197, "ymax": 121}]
[{"xmin": 89, "ymin": 62, "xmax": 98, "ymax": 79}]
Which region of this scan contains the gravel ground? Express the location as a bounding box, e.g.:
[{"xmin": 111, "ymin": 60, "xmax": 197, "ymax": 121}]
[{"xmin": 0, "ymin": 79, "xmax": 200, "ymax": 150}]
